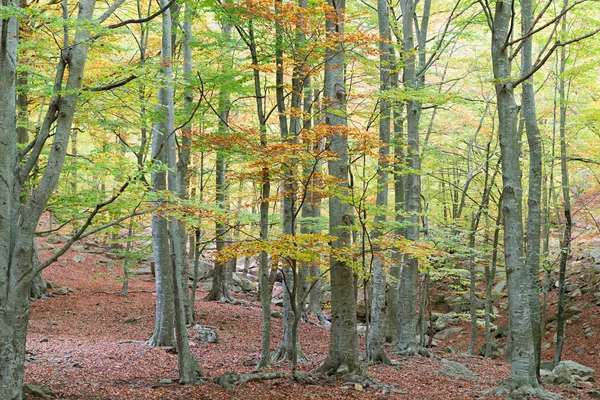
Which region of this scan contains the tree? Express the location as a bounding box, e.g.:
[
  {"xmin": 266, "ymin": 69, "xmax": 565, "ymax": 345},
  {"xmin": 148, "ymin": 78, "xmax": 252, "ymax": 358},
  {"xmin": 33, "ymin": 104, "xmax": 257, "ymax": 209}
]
[
  {"xmin": 367, "ymin": 0, "xmax": 392, "ymax": 365},
  {"xmin": 314, "ymin": 0, "xmax": 360, "ymax": 379},
  {"xmin": 0, "ymin": 0, "xmax": 101, "ymax": 397}
]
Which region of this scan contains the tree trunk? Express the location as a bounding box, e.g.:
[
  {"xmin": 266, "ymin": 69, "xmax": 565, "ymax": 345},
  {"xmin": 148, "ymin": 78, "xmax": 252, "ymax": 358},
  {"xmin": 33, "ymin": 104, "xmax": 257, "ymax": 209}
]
[
  {"xmin": 206, "ymin": 21, "xmax": 233, "ymax": 304},
  {"xmin": 367, "ymin": 0, "xmax": 392, "ymax": 364},
  {"xmin": 396, "ymin": 0, "xmax": 426, "ymax": 354},
  {"xmin": 244, "ymin": 19, "xmax": 272, "ymax": 370},
  {"xmin": 521, "ymin": 0, "xmax": 542, "ymax": 375},
  {"xmin": 491, "ymin": 0, "xmax": 539, "ymax": 391},
  {"xmin": 554, "ymin": 19, "xmax": 571, "ymax": 364},
  {"xmin": 314, "ymin": 0, "xmax": 360, "ymax": 379},
  {"xmin": 148, "ymin": 90, "xmax": 175, "ymax": 347},
  {"xmin": 1, "ymin": 0, "xmax": 97, "ymax": 397}
]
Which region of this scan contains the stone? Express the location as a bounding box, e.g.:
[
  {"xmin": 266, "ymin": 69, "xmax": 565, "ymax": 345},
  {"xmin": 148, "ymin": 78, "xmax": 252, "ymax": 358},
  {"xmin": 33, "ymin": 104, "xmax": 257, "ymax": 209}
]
[
  {"xmin": 590, "ymin": 248, "xmax": 600, "ymax": 263},
  {"xmin": 46, "ymin": 236, "xmax": 61, "ymax": 244},
  {"xmin": 41, "ymin": 242, "xmax": 55, "ymax": 250},
  {"xmin": 270, "ymin": 311, "xmax": 282, "ymax": 319},
  {"xmin": 558, "ymin": 360, "xmax": 595, "ymax": 380},
  {"xmin": 588, "ymin": 389, "xmax": 600, "ymax": 399},
  {"xmin": 434, "ymin": 326, "xmax": 464, "ymax": 340},
  {"xmin": 548, "ymin": 363, "xmax": 573, "ymax": 385},
  {"xmin": 492, "ymin": 324, "xmax": 509, "ymax": 338},
  {"xmin": 568, "ymin": 289, "xmax": 582, "ymax": 298},
  {"xmin": 575, "ymin": 346, "xmax": 586, "ymax": 355},
  {"xmin": 195, "ymin": 326, "xmax": 218, "ymax": 344},
  {"xmin": 357, "ymin": 325, "xmax": 367, "ymax": 336},
  {"xmin": 438, "ymin": 360, "xmax": 478, "ymax": 381},
  {"xmin": 434, "ymin": 312, "xmax": 462, "ymax": 331},
  {"xmin": 53, "ymin": 286, "xmax": 72, "ymax": 295},
  {"xmin": 158, "ymin": 378, "xmax": 174, "ymax": 384},
  {"xmin": 72, "ymin": 255, "xmax": 85, "ymax": 263}
]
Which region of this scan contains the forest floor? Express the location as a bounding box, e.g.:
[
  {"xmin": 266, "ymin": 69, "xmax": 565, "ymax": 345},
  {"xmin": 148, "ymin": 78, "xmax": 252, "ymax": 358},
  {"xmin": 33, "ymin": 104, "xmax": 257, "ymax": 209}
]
[{"xmin": 23, "ymin": 236, "xmax": 600, "ymax": 399}]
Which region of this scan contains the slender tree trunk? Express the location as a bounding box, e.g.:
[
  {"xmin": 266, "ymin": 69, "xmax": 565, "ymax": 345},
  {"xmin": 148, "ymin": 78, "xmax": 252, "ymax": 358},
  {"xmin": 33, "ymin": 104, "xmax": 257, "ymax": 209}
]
[
  {"xmin": 367, "ymin": 0, "xmax": 392, "ymax": 364},
  {"xmin": 148, "ymin": 90, "xmax": 175, "ymax": 347},
  {"xmin": 206, "ymin": 21, "xmax": 233, "ymax": 304},
  {"xmin": 554, "ymin": 20, "xmax": 571, "ymax": 364},
  {"xmin": 521, "ymin": 0, "xmax": 542, "ymax": 375},
  {"xmin": 485, "ymin": 196, "xmax": 503, "ymax": 358},
  {"xmin": 396, "ymin": 0, "xmax": 427, "ymax": 354},
  {"xmin": 243, "ymin": 19, "xmax": 273, "ymax": 370},
  {"xmin": 179, "ymin": 2, "xmax": 195, "ymax": 323}
]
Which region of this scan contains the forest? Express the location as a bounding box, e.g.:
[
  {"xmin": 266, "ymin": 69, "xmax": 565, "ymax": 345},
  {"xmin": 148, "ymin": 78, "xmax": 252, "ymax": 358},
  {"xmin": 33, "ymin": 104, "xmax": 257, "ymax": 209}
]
[{"xmin": 2, "ymin": 0, "xmax": 600, "ymax": 398}]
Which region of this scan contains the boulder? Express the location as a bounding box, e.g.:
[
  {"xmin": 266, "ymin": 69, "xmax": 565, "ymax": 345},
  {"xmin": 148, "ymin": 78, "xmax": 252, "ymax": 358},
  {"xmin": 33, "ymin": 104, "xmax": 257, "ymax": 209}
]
[
  {"xmin": 438, "ymin": 360, "xmax": 478, "ymax": 381},
  {"xmin": 548, "ymin": 363, "xmax": 573, "ymax": 385},
  {"xmin": 53, "ymin": 286, "xmax": 72, "ymax": 295},
  {"xmin": 433, "ymin": 312, "xmax": 462, "ymax": 331},
  {"xmin": 434, "ymin": 326, "xmax": 464, "ymax": 340},
  {"xmin": 194, "ymin": 325, "xmax": 218, "ymax": 344},
  {"xmin": 558, "ymin": 360, "xmax": 595, "ymax": 380},
  {"xmin": 590, "ymin": 248, "xmax": 600, "ymax": 264}
]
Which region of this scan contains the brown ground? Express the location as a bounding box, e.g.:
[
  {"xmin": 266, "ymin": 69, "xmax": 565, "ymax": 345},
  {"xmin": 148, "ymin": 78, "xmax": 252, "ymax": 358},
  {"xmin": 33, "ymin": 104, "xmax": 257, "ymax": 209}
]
[{"xmin": 23, "ymin": 236, "xmax": 600, "ymax": 399}]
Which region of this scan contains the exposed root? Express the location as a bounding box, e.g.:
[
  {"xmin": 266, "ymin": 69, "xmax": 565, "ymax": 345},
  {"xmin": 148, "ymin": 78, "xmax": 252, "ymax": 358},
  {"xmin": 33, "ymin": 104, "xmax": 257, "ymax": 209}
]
[
  {"xmin": 395, "ymin": 344, "xmax": 431, "ymax": 357},
  {"xmin": 311, "ymin": 362, "xmax": 364, "ymax": 383},
  {"xmin": 270, "ymin": 345, "xmax": 309, "ymax": 363},
  {"xmin": 213, "ymin": 371, "xmax": 289, "ymax": 389}
]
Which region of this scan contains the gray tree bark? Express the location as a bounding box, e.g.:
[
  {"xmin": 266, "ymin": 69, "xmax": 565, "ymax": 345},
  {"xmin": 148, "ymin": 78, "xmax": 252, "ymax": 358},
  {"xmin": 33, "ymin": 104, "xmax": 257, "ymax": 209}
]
[
  {"xmin": 554, "ymin": 15, "xmax": 571, "ymax": 364},
  {"xmin": 148, "ymin": 88, "xmax": 176, "ymax": 347},
  {"xmin": 367, "ymin": 0, "xmax": 392, "ymax": 365},
  {"xmin": 490, "ymin": 0, "xmax": 539, "ymax": 392},
  {"xmin": 0, "ymin": 0, "xmax": 97, "ymax": 397},
  {"xmin": 314, "ymin": 0, "xmax": 360, "ymax": 379},
  {"xmin": 396, "ymin": 0, "xmax": 428, "ymax": 354},
  {"xmin": 520, "ymin": 0, "xmax": 542, "ymax": 375}
]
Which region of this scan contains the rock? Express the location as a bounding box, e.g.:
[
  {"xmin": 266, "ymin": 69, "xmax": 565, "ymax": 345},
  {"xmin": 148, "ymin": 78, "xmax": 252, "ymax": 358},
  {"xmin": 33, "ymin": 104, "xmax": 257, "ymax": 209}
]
[
  {"xmin": 492, "ymin": 324, "xmax": 509, "ymax": 338},
  {"xmin": 72, "ymin": 255, "xmax": 85, "ymax": 263},
  {"xmin": 438, "ymin": 360, "xmax": 478, "ymax": 381},
  {"xmin": 558, "ymin": 360, "xmax": 595, "ymax": 380},
  {"xmin": 22, "ymin": 383, "xmax": 56, "ymax": 398},
  {"xmin": 568, "ymin": 289, "xmax": 582, "ymax": 298},
  {"xmin": 99, "ymin": 258, "xmax": 112, "ymax": 263},
  {"xmin": 53, "ymin": 286, "xmax": 72, "ymax": 295},
  {"xmin": 590, "ymin": 248, "xmax": 600, "ymax": 263},
  {"xmin": 548, "ymin": 363, "xmax": 573, "ymax": 385},
  {"xmin": 158, "ymin": 378, "xmax": 174, "ymax": 384},
  {"xmin": 540, "ymin": 361, "xmax": 555, "ymax": 371},
  {"xmin": 356, "ymin": 300, "xmax": 367, "ymax": 322},
  {"xmin": 41, "ymin": 242, "xmax": 55, "ymax": 250},
  {"xmin": 575, "ymin": 346, "xmax": 586, "ymax": 355},
  {"xmin": 134, "ymin": 267, "xmax": 153, "ymax": 275},
  {"xmin": 542, "ymin": 342, "xmax": 551, "ymax": 350},
  {"xmin": 492, "ymin": 280, "xmax": 506, "ymax": 299},
  {"xmin": 586, "ymin": 332, "xmax": 594, "ymax": 339},
  {"xmin": 434, "ymin": 326, "xmax": 464, "ymax": 340},
  {"xmin": 588, "ymin": 389, "xmax": 600, "ymax": 399},
  {"xmin": 271, "ymin": 298, "xmax": 283, "ymax": 307},
  {"xmin": 195, "ymin": 326, "xmax": 218, "ymax": 344},
  {"xmin": 434, "ymin": 312, "xmax": 462, "ymax": 331},
  {"xmin": 357, "ymin": 325, "xmax": 367, "ymax": 336},
  {"xmin": 46, "ymin": 236, "xmax": 62, "ymax": 244},
  {"xmin": 354, "ymin": 383, "xmax": 364, "ymax": 392},
  {"xmin": 477, "ymin": 340, "xmax": 503, "ymax": 358},
  {"xmin": 270, "ymin": 311, "xmax": 282, "ymax": 319}
]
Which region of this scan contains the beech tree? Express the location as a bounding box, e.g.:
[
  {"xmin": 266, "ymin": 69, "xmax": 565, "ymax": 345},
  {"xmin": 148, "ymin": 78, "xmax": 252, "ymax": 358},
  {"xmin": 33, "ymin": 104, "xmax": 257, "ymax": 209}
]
[{"xmin": 0, "ymin": 0, "xmax": 104, "ymax": 397}]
